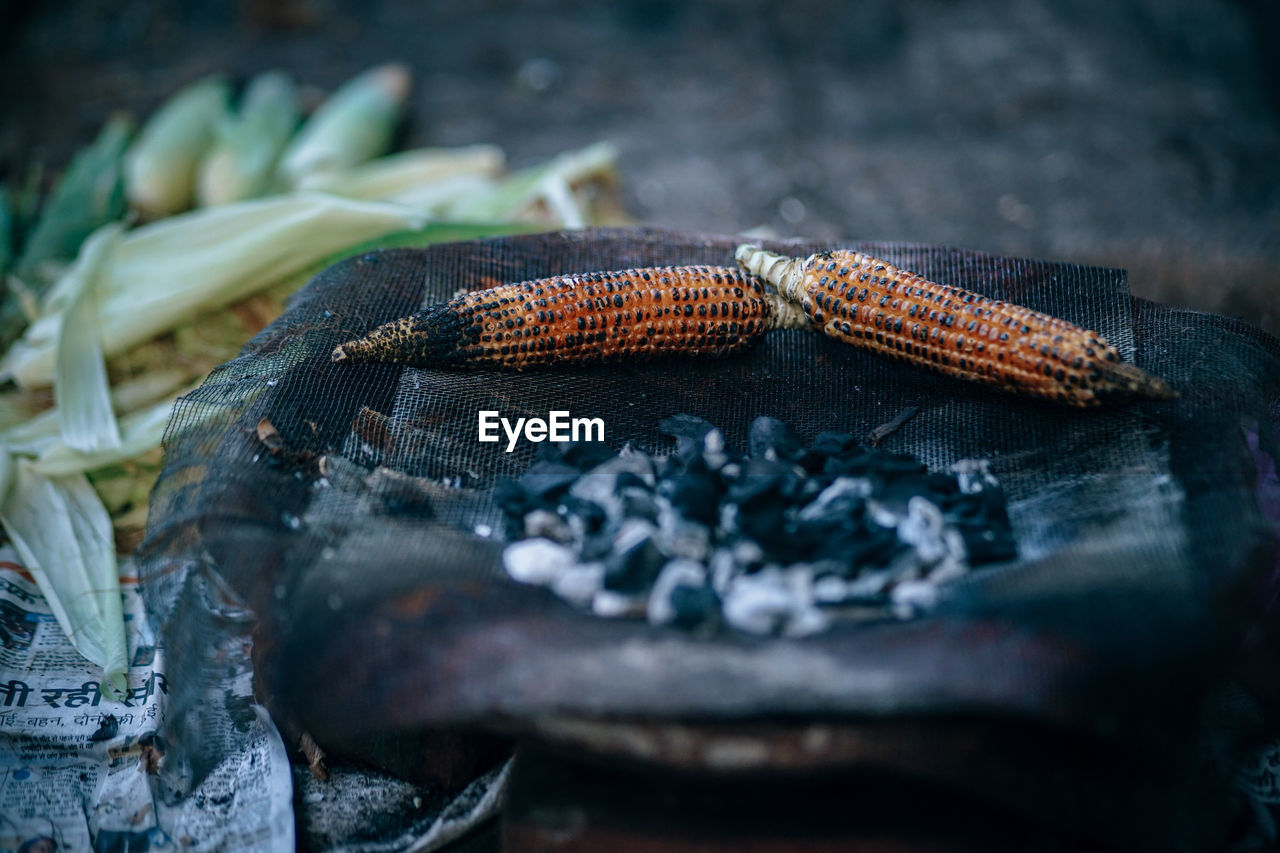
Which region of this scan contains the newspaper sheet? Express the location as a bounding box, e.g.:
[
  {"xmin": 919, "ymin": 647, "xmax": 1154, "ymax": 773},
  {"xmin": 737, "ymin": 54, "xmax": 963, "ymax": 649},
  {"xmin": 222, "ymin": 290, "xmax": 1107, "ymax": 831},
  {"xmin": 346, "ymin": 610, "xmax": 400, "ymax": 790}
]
[{"xmin": 0, "ymin": 552, "xmax": 294, "ymax": 852}]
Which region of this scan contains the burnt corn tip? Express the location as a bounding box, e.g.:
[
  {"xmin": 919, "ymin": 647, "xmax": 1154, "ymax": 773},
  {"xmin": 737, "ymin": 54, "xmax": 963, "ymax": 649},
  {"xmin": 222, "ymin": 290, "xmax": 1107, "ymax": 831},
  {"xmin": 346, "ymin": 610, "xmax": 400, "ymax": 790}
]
[
  {"xmin": 331, "ymin": 306, "xmax": 468, "ymax": 368},
  {"xmin": 1095, "ymin": 361, "xmax": 1180, "ymax": 403}
]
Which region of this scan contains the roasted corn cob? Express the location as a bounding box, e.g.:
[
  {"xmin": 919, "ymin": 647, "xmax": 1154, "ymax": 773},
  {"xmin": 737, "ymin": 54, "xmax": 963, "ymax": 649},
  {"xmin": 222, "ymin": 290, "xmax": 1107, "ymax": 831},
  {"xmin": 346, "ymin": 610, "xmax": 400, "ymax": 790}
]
[
  {"xmin": 736, "ymin": 244, "xmax": 1176, "ymax": 406},
  {"xmin": 332, "ymin": 265, "xmax": 806, "ymax": 368}
]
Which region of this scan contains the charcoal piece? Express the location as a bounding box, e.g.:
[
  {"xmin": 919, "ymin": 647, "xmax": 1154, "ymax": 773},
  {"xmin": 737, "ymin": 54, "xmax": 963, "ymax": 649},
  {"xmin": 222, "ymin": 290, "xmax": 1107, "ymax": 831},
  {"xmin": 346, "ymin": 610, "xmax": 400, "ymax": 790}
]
[
  {"xmin": 618, "ymin": 486, "xmax": 659, "ymax": 521},
  {"xmin": 613, "ymin": 471, "xmax": 649, "ymax": 494},
  {"xmin": 721, "ymin": 566, "xmax": 827, "ymax": 637},
  {"xmin": 560, "ymin": 440, "xmax": 617, "ymax": 470},
  {"xmin": 551, "ymin": 562, "xmax": 605, "ymax": 606},
  {"xmin": 603, "ymin": 521, "xmax": 667, "ymax": 592},
  {"xmin": 936, "ymin": 490, "xmax": 985, "ymax": 520},
  {"xmin": 954, "ymin": 519, "xmax": 1018, "ymax": 564},
  {"xmin": 811, "ymin": 431, "xmax": 860, "ymax": 457},
  {"xmin": 721, "ymin": 568, "xmax": 793, "ymax": 635},
  {"xmin": 875, "ymin": 472, "xmax": 940, "ymax": 512},
  {"xmin": 978, "ymin": 486, "xmax": 1013, "ymax": 529},
  {"xmin": 941, "ymin": 486, "xmax": 1013, "ymax": 532},
  {"xmin": 890, "ymin": 580, "xmax": 941, "ymax": 618},
  {"xmin": 725, "ymin": 458, "xmax": 795, "ymax": 507},
  {"xmin": 579, "ymin": 531, "xmax": 615, "ymax": 562},
  {"xmin": 581, "ymin": 451, "xmax": 657, "ymax": 489},
  {"xmin": 656, "ymin": 507, "xmax": 712, "ymax": 562},
  {"xmin": 925, "ymin": 472, "xmax": 961, "ymax": 497},
  {"xmin": 895, "ymin": 496, "xmax": 948, "ymax": 565},
  {"xmin": 517, "ymin": 461, "xmax": 582, "ymax": 498},
  {"xmin": 592, "ymin": 589, "xmax": 642, "ymax": 618},
  {"xmin": 822, "ymin": 448, "xmax": 882, "ymax": 477},
  {"xmin": 657, "ymin": 472, "xmax": 721, "ymax": 525},
  {"xmin": 668, "ymin": 585, "xmax": 720, "ymax": 630},
  {"xmin": 867, "ymin": 499, "xmax": 904, "ymax": 530},
  {"xmin": 573, "ymin": 490, "xmax": 623, "ymax": 527},
  {"xmin": 779, "ymin": 467, "xmax": 819, "ymax": 502},
  {"xmin": 732, "ymin": 539, "xmax": 766, "ymax": 570},
  {"xmin": 669, "ymin": 435, "xmax": 703, "ymax": 468},
  {"xmin": 951, "ymin": 458, "xmax": 998, "ymax": 493},
  {"xmin": 844, "ymin": 566, "xmax": 898, "ymax": 602},
  {"xmin": 808, "ymin": 558, "xmax": 851, "ymax": 580},
  {"xmin": 798, "ymin": 477, "xmax": 870, "ymax": 523},
  {"xmin": 503, "ymin": 538, "xmax": 576, "ymax": 586},
  {"xmin": 924, "ymin": 546, "xmax": 968, "ymax": 584},
  {"xmin": 648, "ymin": 559, "xmax": 717, "ymax": 630},
  {"xmin": 843, "ymin": 523, "xmax": 905, "ymax": 570},
  {"xmin": 708, "ymin": 547, "xmax": 737, "ymax": 594},
  {"xmin": 735, "ymin": 503, "xmax": 789, "ymax": 553},
  {"xmin": 794, "ymin": 475, "xmax": 833, "ymax": 504},
  {"xmin": 716, "ymin": 502, "xmax": 742, "ymax": 538},
  {"xmin": 701, "ymin": 427, "xmax": 731, "ymax": 470},
  {"xmin": 569, "ymin": 453, "xmax": 653, "ymax": 522},
  {"xmin": 523, "ymin": 508, "xmax": 573, "ymax": 543},
  {"xmin": 789, "ymin": 515, "xmax": 871, "ymax": 564},
  {"xmin": 493, "ymin": 478, "xmax": 533, "ymax": 518},
  {"xmin": 813, "ymin": 574, "xmax": 850, "ymax": 603},
  {"xmin": 748, "ymin": 416, "xmax": 803, "ymax": 461},
  {"xmin": 558, "ymin": 495, "xmax": 608, "ymax": 535},
  {"xmin": 659, "ymin": 413, "xmax": 716, "ymax": 441}
]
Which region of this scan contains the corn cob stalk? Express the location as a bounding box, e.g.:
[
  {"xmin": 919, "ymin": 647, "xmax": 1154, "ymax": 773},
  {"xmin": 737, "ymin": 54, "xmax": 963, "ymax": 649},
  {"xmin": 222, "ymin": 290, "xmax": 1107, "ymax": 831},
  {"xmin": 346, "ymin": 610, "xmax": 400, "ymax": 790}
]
[
  {"xmin": 332, "ymin": 265, "xmax": 804, "ymax": 368},
  {"xmin": 736, "ymin": 244, "xmax": 1176, "ymax": 407}
]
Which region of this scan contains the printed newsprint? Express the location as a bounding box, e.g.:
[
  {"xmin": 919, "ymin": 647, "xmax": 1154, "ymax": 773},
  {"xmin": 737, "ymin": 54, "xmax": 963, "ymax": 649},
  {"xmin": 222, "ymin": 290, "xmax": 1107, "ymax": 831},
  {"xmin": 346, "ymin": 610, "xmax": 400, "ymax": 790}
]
[{"xmin": 0, "ymin": 552, "xmax": 293, "ymax": 852}]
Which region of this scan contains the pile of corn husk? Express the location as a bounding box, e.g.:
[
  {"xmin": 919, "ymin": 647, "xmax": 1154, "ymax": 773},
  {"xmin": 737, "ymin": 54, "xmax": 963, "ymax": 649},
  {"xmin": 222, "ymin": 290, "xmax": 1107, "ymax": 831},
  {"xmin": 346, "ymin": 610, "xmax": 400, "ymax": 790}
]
[{"xmin": 0, "ymin": 64, "xmax": 623, "ymax": 695}]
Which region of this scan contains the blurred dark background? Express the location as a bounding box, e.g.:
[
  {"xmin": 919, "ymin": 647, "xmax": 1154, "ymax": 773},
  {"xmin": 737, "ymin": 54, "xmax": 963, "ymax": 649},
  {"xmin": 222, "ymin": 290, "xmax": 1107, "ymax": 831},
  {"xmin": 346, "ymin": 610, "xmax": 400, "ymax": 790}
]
[{"xmin": 2, "ymin": 0, "xmax": 1277, "ymax": 331}]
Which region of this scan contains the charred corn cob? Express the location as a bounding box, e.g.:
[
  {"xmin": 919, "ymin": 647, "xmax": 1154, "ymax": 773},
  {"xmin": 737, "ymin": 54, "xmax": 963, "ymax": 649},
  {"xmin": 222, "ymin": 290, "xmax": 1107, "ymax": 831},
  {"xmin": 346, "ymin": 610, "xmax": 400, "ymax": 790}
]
[
  {"xmin": 332, "ymin": 265, "xmax": 806, "ymax": 368},
  {"xmin": 736, "ymin": 244, "xmax": 1176, "ymax": 407}
]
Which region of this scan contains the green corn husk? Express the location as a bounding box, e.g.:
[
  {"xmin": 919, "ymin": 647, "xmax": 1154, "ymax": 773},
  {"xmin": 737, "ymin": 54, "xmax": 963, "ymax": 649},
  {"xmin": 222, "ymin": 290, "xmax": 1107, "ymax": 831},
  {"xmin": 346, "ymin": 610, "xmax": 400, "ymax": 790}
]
[
  {"xmin": 0, "ymin": 117, "xmax": 132, "ymax": 356},
  {"xmin": 443, "ymin": 141, "xmax": 618, "ymax": 227},
  {"xmin": 197, "ymin": 71, "xmax": 301, "ymax": 207},
  {"xmin": 0, "ymin": 454, "xmax": 127, "ymax": 699},
  {"xmin": 0, "ymin": 192, "xmax": 428, "ymax": 388},
  {"xmin": 0, "ymin": 190, "xmax": 13, "ymax": 276},
  {"xmin": 31, "ymin": 391, "xmax": 181, "ymax": 477},
  {"xmin": 125, "ymin": 75, "xmax": 231, "ymax": 218},
  {"xmin": 15, "ymin": 114, "xmax": 132, "ymax": 282},
  {"xmin": 1, "ymin": 372, "xmax": 190, "ymax": 462},
  {"xmin": 278, "ymin": 64, "xmax": 411, "ymax": 187},
  {"xmin": 296, "ymin": 145, "xmax": 505, "ymax": 208},
  {"xmin": 54, "ymin": 223, "xmax": 124, "ymax": 453}
]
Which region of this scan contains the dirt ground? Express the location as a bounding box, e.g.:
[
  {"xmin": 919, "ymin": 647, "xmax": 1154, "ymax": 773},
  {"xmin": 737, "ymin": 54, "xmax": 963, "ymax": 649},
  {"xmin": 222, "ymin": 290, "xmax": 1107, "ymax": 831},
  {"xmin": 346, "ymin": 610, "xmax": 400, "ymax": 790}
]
[{"xmin": 2, "ymin": 0, "xmax": 1277, "ymax": 331}]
